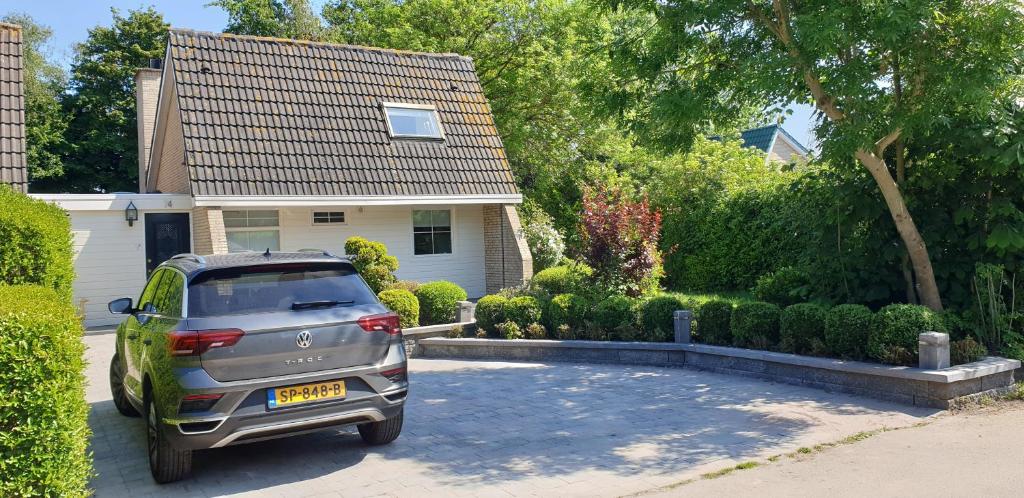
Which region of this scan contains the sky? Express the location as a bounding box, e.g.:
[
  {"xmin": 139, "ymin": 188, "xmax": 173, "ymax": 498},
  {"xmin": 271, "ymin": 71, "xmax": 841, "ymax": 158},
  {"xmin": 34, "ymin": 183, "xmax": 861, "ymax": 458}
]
[{"xmin": 4, "ymin": 0, "xmax": 819, "ymax": 150}]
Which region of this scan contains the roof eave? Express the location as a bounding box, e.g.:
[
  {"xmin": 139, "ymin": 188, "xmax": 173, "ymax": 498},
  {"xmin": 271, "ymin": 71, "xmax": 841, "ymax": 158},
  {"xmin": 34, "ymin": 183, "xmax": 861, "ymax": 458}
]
[{"xmin": 192, "ymin": 194, "xmax": 524, "ymax": 207}]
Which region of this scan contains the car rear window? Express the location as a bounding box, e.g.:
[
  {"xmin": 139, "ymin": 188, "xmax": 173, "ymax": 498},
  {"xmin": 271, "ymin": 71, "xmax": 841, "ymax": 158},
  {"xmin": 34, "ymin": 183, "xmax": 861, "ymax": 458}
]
[{"xmin": 187, "ymin": 263, "xmax": 377, "ymax": 317}]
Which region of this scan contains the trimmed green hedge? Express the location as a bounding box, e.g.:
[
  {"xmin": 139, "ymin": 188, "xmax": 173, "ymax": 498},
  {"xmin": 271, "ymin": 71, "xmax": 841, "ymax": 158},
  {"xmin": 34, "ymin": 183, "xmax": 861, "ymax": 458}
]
[
  {"xmin": 752, "ymin": 267, "xmax": 811, "ymax": 308},
  {"xmin": 780, "ymin": 303, "xmax": 828, "ymax": 354},
  {"xmin": 824, "ymin": 304, "xmax": 873, "ymax": 360},
  {"xmin": 546, "ymin": 293, "xmax": 588, "ymax": 330},
  {"xmin": 378, "ymin": 289, "xmax": 419, "ymax": 329},
  {"xmin": 475, "ymin": 295, "xmax": 508, "ymax": 334},
  {"xmin": 868, "ymin": 304, "xmax": 946, "ymax": 365},
  {"xmin": 593, "ymin": 295, "xmax": 635, "ymax": 331},
  {"xmin": 639, "ymin": 295, "xmax": 685, "ymax": 342},
  {"xmin": 0, "ymin": 187, "xmax": 74, "ymax": 302},
  {"xmin": 697, "ymin": 300, "xmax": 733, "ymax": 345},
  {"xmin": 345, "ymin": 236, "xmax": 399, "ymax": 293},
  {"xmin": 505, "ymin": 296, "xmax": 543, "ymax": 328},
  {"xmin": 731, "ymin": 302, "xmax": 780, "ymax": 348},
  {"xmin": 414, "ymin": 281, "xmax": 467, "ymax": 325},
  {"xmin": 0, "ymin": 285, "xmax": 91, "ymax": 496},
  {"xmin": 530, "ymin": 262, "xmax": 593, "ymax": 296}
]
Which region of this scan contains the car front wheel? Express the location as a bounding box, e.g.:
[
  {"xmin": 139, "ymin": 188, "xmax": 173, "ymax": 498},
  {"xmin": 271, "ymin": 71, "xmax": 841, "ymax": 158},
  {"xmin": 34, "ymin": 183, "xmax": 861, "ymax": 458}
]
[
  {"xmin": 358, "ymin": 408, "xmax": 404, "ymax": 445},
  {"xmin": 109, "ymin": 355, "xmax": 139, "ymax": 417},
  {"xmin": 146, "ymin": 395, "xmax": 192, "ymax": 483}
]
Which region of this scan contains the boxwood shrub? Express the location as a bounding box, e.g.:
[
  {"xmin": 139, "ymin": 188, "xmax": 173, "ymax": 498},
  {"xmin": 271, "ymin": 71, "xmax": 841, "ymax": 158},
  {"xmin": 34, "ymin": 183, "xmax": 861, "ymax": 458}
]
[
  {"xmin": 377, "ymin": 289, "xmax": 419, "ymax": 329},
  {"xmin": 414, "ymin": 281, "xmax": 468, "ymax": 325},
  {"xmin": 592, "ymin": 295, "xmax": 635, "ymax": 331},
  {"xmin": 0, "ymin": 285, "xmax": 91, "ymax": 496},
  {"xmin": 697, "ymin": 300, "xmax": 733, "ymax": 345},
  {"xmin": 474, "ymin": 294, "xmax": 508, "ymax": 335},
  {"xmin": 779, "ymin": 303, "xmax": 828, "ymax": 354},
  {"xmin": 751, "ymin": 267, "xmax": 810, "ymax": 308},
  {"xmin": 546, "ymin": 293, "xmax": 588, "ymax": 330},
  {"xmin": 0, "ymin": 187, "xmax": 75, "ymax": 302},
  {"xmin": 731, "ymin": 302, "xmax": 781, "ymax": 348},
  {"xmin": 824, "ymin": 304, "xmax": 873, "ymax": 360},
  {"xmin": 530, "ymin": 262, "xmax": 593, "ymax": 296},
  {"xmin": 505, "ymin": 296, "xmax": 543, "ymax": 328},
  {"xmin": 868, "ymin": 304, "xmax": 946, "ymax": 365},
  {"xmin": 639, "ymin": 295, "xmax": 686, "ymax": 342}
]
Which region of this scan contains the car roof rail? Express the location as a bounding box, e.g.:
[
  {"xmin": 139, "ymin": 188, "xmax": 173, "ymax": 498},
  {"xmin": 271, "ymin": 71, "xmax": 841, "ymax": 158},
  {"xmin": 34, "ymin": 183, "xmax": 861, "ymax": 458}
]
[
  {"xmin": 169, "ymin": 253, "xmax": 207, "ymax": 267},
  {"xmin": 298, "ymin": 248, "xmax": 338, "ymax": 258}
]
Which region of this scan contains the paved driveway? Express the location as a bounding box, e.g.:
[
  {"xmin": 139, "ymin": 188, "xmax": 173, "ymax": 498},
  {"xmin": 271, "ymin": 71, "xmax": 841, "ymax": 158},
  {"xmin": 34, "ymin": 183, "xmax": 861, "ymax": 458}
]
[{"xmin": 84, "ymin": 332, "xmax": 936, "ymax": 497}]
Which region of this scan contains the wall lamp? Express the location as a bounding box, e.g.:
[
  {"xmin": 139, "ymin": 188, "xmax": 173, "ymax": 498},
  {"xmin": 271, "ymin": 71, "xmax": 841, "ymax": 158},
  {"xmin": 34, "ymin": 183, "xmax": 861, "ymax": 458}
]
[{"xmin": 125, "ymin": 201, "xmax": 139, "ymax": 227}]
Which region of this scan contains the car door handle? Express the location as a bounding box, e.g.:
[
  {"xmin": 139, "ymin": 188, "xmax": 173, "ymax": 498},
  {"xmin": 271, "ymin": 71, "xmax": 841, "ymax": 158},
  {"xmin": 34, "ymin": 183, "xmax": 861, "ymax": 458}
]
[
  {"xmin": 143, "ymin": 338, "xmax": 152, "ymax": 346},
  {"xmin": 127, "ymin": 333, "xmax": 139, "ymax": 340}
]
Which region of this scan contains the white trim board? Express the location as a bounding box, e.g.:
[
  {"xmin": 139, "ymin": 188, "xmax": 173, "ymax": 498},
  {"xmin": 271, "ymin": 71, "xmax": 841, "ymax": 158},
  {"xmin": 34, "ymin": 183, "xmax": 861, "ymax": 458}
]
[
  {"xmin": 193, "ymin": 194, "xmax": 523, "ymax": 207},
  {"xmin": 31, "ymin": 193, "xmax": 194, "ymax": 211}
]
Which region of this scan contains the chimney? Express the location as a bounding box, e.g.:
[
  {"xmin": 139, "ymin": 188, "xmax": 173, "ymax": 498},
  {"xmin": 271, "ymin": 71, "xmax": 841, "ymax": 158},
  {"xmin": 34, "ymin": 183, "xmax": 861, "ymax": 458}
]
[{"xmin": 135, "ymin": 59, "xmax": 162, "ymax": 193}]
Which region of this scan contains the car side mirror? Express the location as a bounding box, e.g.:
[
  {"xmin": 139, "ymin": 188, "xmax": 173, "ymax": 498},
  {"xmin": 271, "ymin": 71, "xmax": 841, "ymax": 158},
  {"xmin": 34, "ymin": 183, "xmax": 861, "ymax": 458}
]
[{"xmin": 108, "ymin": 297, "xmax": 134, "ymax": 315}]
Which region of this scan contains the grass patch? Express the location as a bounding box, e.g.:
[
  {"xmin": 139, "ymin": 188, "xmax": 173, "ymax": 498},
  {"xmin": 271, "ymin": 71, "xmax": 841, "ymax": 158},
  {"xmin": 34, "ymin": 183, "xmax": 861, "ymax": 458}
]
[
  {"xmin": 1003, "ymin": 382, "xmax": 1024, "ymax": 401},
  {"xmin": 660, "ymin": 290, "xmax": 754, "ymax": 308},
  {"xmin": 700, "ymin": 461, "xmax": 760, "ymax": 480}
]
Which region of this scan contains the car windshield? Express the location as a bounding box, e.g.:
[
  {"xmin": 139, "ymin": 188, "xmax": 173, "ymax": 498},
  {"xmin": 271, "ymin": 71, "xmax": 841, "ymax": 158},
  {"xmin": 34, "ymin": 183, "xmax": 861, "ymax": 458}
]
[{"xmin": 187, "ymin": 263, "xmax": 377, "ymax": 317}]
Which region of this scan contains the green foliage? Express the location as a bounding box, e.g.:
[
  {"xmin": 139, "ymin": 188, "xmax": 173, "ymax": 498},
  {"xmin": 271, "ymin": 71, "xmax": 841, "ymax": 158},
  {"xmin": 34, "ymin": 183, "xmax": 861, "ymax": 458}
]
[
  {"xmin": 497, "ymin": 320, "xmax": 524, "ymax": 340},
  {"xmin": 345, "ymin": 236, "xmax": 399, "ymax": 293},
  {"xmin": 0, "ymin": 187, "xmax": 74, "ymax": 301},
  {"xmin": 730, "ymin": 302, "xmax": 781, "ymax": 349},
  {"xmin": 697, "ymin": 300, "xmax": 733, "ymax": 346},
  {"xmin": 525, "ymin": 322, "xmax": 548, "ymax": 340},
  {"xmin": 413, "ymin": 281, "xmax": 467, "ymax": 325},
  {"xmin": 868, "ymin": 304, "xmax": 946, "ymax": 365},
  {"xmin": 824, "ymin": 304, "xmax": 873, "ymax": 360},
  {"xmin": 531, "ymin": 262, "xmax": 593, "ymax": 296},
  {"xmin": 211, "ymin": 0, "xmax": 324, "ymax": 40},
  {"xmin": 0, "ymin": 285, "xmax": 91, "ymax": 496},
  {"xmin": 779, "ymin": 303, "xmax": 828, "ymax": 355},
  {"xmin": 752, "ymin": 268, "xmax": 811, "ymax": 308},
  {"xmin": 950, "ymin": 337, "xmax": 988, "ymax": 366},
  {"xmin": 522, "ymin": 208, "xmax": 565, "ymax": 272},
  {"xmin": 387, "ymin": 280, "xmax": 420, "ymax": 293},
  {"xmin": 546, "ymin": 293, "xmax": 588, "ymax": 330},
  {"xmin": 505, "ymin": 296, "xmax": 543, "ymax": 329},
  {"xmin": 377, "ymin": 289, "xmax": 419, "ymax": 329},
  {"xmin": 474, "ymin": 295, "xmax": 508, "ymax": 335},
  {"xmin": 554, "ymin": 324, "xmax": 575, "ymax": 340},
  {"xmin": 592, "ymin": 295, "xmax": 635, "ymax": 331},
  {"xmin": 447, "ymin": 325, "xmax": 465, "ymax": 338},
  {"xmin": 638, "ymin": 295, "xmax": 685, "ymax": 342}
]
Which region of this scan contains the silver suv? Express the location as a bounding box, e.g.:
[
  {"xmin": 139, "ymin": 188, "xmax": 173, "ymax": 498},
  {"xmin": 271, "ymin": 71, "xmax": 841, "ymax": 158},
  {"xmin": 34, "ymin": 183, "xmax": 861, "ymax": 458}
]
[{"xmin": 107, "ymin": 251, "xmax": 408, "ymax": 483}]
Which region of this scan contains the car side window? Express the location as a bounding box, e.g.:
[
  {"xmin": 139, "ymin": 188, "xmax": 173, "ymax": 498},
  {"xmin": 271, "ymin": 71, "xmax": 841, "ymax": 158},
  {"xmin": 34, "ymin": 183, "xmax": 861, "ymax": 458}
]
[
  {"xmin": 138, "ymin": 270, "xmax": 165, "ymax": 313},
  {"xmin": 152, "ymin": 270, "xmax": 185, "ymax": 318}
]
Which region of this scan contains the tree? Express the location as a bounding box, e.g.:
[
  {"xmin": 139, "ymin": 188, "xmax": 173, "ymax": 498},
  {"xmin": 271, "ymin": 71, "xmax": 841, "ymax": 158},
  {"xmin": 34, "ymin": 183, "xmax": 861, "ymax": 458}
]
[
  {"xmin": 1, "ymin": 13, "xmax": 68, "ymax": 184},
  {"xmin": 58, "ymin": 8, "xmax": 168, "ymax": 193},
  {"xmin": 599, "ymin": 0, "xmax": 1024, "ymax": 311},
  {"xmin": 580, "ymin": 184, "xmax": 663, "ymax": 296},
  {"xmin": 210, "ymin": 0, "xmax": 324, "ymax": 40}
]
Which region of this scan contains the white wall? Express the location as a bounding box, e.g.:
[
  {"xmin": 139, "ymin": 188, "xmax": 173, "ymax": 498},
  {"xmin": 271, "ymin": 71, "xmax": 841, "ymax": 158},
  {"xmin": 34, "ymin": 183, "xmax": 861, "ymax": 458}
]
[{"xmin": 277, "ymin": 205, "xmax": 486, "ymax": 297}]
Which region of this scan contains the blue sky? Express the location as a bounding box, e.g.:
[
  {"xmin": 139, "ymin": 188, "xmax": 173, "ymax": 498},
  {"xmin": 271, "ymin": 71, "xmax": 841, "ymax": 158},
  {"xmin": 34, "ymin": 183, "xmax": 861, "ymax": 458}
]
[{"xmin": 6, "ymin": 0, "xmax": 818, "ymax": 150}]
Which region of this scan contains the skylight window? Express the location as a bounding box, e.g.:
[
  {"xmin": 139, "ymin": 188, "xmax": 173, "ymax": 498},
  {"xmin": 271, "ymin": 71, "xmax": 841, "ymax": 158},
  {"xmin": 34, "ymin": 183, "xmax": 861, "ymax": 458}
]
[{"xmin": 382, "ymin": 103, "xmax": 444, "ymax": 139}]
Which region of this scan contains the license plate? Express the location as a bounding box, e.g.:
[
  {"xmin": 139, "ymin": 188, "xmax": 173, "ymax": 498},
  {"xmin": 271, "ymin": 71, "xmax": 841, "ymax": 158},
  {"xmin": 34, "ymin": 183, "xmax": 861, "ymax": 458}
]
[{"xmin": 267, "ymin": 379, "xmax": 346, "ymax": 409}]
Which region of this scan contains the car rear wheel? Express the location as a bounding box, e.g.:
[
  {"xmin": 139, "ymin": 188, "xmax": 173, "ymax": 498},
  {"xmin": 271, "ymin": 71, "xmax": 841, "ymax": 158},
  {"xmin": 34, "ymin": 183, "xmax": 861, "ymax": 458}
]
[
  {"xmin": 146, "ymin": 395, "xmax": 192, "ymax": 483},
  {"xmin": 109, "ymin": 355, "xmax": 139, "ymax": 417},
  {"xmin": 358, "ymin": 408, "xmax": 404, "ymax": 445}
]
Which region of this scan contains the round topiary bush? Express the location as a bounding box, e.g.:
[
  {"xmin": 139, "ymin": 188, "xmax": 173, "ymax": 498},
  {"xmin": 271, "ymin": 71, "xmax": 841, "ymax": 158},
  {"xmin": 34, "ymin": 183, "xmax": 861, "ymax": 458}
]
[
  {"xmin": 414, "ymin": 281, "xmax": 468, "ymax": 325},
  {"xmin": 751, "ymin": 267, "xmax": 810, "ymax": 308},
  {"xmin": 824, "ymin": 304, "xmax": 873, "ymax": 360},
  {"xmin": 731, "ymin": 301, "xmax": 781, "ymax": 349},
  {"xmin": 592, "ymin": 294, "xmax": 635, "ymax": 331},
  {"xmin": 697, "ymin": 300, "xmax": 733, "ymax": 345},
  {"xmin": 868, "ymin": 304, "xmax": 946, "ymax": 365},
  {"xmin": 639, "ymin": 295, "xmax": 686, "ymax": 342},
  {"xmin": 474, "ymin": 294, "xmax": 508, "ymax": 335},
  {"xmin": 505, "ymin": 296, "xmax": 543, "ymax": 328},
  {"xmin": 780, "ymin": 303, "xmax": 828, "ymax": 354},
  {"xmin": 377, "ymin": 289, "xmax": 419, "ymax": 329},
  {"xmin": 546, "ymin": 293, "xmax": 589, "ymax": 330},
  {"xmin": 530, "ymin": 262, "xmax": 593, "ymax": 296},
  {"xmin": 497, "ymin": 320, "xmax": 524, "ymax": 340},
  {"xmin": 525, "ymin": 322, "xmax": 548, "ymax": 340},
  {"xmin": 345, "ymin": 236, "xmax": 399, "ymax": 293}
]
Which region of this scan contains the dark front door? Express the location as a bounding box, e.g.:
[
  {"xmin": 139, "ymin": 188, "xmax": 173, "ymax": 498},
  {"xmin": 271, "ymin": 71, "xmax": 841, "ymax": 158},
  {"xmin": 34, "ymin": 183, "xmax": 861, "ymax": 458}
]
[{"xmin": 145, "ymin": 213, "xmax": 191, "ymax": 274}]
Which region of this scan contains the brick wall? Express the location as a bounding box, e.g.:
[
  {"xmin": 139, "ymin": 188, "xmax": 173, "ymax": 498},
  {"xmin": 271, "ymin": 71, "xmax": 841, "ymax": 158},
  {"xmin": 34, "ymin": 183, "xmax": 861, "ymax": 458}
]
[
  {"xmin": 192, "ymin": 206, "xmax": 228, "ymax": 255},
  {"xmin": 483, "ymin": 204, "xmax": 533, "ymax": 294},
  {"xmin": 134, "ymin": 68, "xmax": 160, "ymax": 193}
]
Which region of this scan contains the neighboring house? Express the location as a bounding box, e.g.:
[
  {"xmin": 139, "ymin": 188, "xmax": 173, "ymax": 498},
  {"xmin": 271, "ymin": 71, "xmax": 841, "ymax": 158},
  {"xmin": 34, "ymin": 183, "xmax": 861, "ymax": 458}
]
[
  {"xmin": 739, "ymin": 124, "xmax": 810, "ymax": 164},
  {"xmin": 0, "ymin": 22, "xmax": 27, "ymax": 192},
  {"xmin": 32, "ymin": 29, "xmax": 532, "ymax": 326}
]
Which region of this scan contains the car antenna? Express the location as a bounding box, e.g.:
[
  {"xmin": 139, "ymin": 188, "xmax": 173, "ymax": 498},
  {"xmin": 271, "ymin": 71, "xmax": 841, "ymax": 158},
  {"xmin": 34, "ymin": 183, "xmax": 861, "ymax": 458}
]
[{"xmin": 263, "ymin": 248, "xmax": 271, "ymax": 258}]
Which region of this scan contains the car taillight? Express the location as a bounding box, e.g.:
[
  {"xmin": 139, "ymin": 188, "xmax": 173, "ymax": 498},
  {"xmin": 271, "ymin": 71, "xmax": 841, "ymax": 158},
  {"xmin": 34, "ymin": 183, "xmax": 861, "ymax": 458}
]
[
  {"xmin": 357, "ymin": 312, "xmax": 401, "ymax": 335},
  {"xmin": 179, "ymin": 393, "xmax": 224, "ymax": 413},
  {"xmin": 379, "ymin": 367, "xmax": 407, "ymax": 383},
  {"xmin": 168, "ymin": 329, "xmax": 245, "ymax": 356}
]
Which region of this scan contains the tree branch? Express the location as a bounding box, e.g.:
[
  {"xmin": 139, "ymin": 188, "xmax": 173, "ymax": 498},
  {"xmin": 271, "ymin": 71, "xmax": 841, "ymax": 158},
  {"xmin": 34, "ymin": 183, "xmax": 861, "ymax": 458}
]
[{"xmin": 875, "ymin": 128, "xmax": 902, "ymax": 156}]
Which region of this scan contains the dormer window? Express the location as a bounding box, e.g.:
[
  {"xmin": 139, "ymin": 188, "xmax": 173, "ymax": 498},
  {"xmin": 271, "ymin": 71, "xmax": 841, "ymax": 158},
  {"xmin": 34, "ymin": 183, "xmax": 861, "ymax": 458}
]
[{"xmin": 382, "ymin": 103, "xmax": 444, "ymax": 139}]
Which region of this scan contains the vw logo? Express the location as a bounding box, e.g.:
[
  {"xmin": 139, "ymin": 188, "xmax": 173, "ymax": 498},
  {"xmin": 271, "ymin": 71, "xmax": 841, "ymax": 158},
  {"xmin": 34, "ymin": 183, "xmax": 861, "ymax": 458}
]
[{"xmin": 295, "ymin": 330, "xmax": 313, "ymax": 349}]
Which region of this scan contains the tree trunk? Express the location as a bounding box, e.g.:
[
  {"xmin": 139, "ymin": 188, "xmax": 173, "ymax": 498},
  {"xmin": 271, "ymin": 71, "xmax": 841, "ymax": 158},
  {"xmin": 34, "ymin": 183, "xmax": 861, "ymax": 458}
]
[{"xmin": 855, "ymin": 150, "xmax": 943, "ymax": 311}]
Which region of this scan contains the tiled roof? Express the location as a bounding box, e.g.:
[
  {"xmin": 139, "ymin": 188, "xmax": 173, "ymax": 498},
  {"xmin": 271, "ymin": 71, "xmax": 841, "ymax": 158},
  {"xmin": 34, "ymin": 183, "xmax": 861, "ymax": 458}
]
[
  {"xmin": 0, "ymin": 23, "xmax": 27, "ymax": 192},
  {"xmin": 739, "ymin": 125, "xmax": 778, "ymax": 153},
  {"xmin": 166, "ymin": 29, "xmax": 519, "ymax": 198}
]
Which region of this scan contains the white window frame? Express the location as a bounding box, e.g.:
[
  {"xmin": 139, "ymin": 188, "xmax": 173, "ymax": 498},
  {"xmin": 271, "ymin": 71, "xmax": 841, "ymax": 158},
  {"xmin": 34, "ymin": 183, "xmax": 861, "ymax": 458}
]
[
  {"xmin": 223, "ymin": 210, "xmax": 281, "ymax": 253},
  {"xmin": 311, "ymin": 210, "xmax": 347, "ymax": 226},
  {"xmin": 381, "ymin": 102, "xmax": 445, "ymax": 140},
  {"xmin": 411, "ymin": 208, "xmax": 454, "ymax": 257}
]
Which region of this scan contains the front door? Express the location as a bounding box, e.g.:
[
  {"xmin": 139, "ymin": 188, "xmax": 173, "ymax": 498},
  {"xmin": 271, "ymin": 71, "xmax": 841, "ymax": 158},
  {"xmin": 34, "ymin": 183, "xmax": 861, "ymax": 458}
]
[{"xmin": 145, "ymin": 213, "xmax": 191, "ymax": 274}]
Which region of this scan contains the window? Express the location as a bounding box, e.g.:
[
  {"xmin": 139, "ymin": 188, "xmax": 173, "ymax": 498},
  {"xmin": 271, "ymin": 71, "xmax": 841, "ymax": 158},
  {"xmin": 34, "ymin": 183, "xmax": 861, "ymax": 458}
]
[
  {"xmin": 413, "ymin": 209, "xmax": 452, "ymax": 255},
  {"xmin": 382, "ymin": 103, "xmax": 443, "ymax": 139},
  {"xmin": 151, "ymin": 270, "xmax": 185, "ymax": 318},
  {"xmin": 312, "ymin": 211, "xmax": 346, "ymax": 225},
  {"xmin": 224, "ymin": 210, "xmax": 280, "ymax": 253},
  {"xmin": 137, "ymin": 269, "xmax": 166, "ymax": 313}
]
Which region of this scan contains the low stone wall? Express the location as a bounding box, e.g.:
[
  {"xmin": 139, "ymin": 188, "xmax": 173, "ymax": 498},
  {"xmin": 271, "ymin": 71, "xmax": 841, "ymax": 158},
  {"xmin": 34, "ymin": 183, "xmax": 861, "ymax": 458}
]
[
  {"xmin": 402, "ymin": 322, "xmax": 475, "ymax": 357},
  {"xmin": 417, "ymin": 338, "xmax": 1021, "ymax": 409}
]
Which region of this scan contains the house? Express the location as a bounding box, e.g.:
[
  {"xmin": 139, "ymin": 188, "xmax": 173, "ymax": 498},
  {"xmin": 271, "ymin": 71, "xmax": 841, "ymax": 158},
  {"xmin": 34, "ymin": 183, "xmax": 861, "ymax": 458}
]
[
  {"xmin": 29, "ymin": 29, "xmax": 533, "ymax": 327},
  {"xmin": 0, "ymin": 22, "xmax": 27, "ymax": 192},
  {"xmin": 739, "ymin": 124, "xmax": 810, "ymax": 164}
]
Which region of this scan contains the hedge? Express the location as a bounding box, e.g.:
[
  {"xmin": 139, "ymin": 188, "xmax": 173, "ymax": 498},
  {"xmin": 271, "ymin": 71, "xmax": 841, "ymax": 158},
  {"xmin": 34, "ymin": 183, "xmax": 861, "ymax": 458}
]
[
  {"xmin": 530, "ymin": 262, "xmax": 593, "ymax": 296},
  {"xmin": 0, "ymin": 285, "xmax": 91, "ymax": 496},
  {"xmin": 779, "ymin": 303, "xmax": 828, "ymax": 354},
  {"xmin": 0, "ymin": 187, "xmax": 75, "ymax": 302},
  {"xmin": 546, "ymin": 293, "xmax": 588, "ymax": 330},
  {"xmin": 377, "ymin": 289, "xmax": 419, "ymax": 329},
  {"xmin": 731, "ymin": 302, "xmax": 781, "ymax": 348},
  {"xmin": 696, "ymin": 300, "xmax": 733, "ymax": 345},
  {"xmin": 344, "ymin": 236, "xmax": 399, "ymax": 293},
  {"xmin": 824, "ymin": 304, "xmax": 873, "ymax": 360},
  {"xmin": 592, "ymin": 295, "xmax": 635, "ymax": 331},
  {"xmin": 414, "ymin": 281, "xmax": 467, "ymax": 325},
  {"xmin": 752, "ymin": 267, "xmax": 810, "ymax": 308},
  {"xmin": 505, "ymin": 296, "xmax": 543, "ymax": 328},
  {"xmin": 639, "ymin": 295, "xmax": 685, "ymax": 342},
  {"xmin": 475, "ymin": 295, "xmax": 508, "ymax": 334},
  {"xmin": 868, "ymin": 304, "xmax": 946, "ymax": 365}
]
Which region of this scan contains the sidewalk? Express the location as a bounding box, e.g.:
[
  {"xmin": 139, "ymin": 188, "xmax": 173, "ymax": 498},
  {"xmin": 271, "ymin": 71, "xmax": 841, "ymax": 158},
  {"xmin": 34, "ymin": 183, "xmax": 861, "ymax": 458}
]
[{"xmin": 649, "ymin": 403, "xmax": 1024, "ymax": 497}]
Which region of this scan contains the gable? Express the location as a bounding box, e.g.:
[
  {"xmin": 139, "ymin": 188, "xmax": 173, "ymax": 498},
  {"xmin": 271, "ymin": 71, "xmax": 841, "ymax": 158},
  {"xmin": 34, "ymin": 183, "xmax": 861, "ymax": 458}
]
[{"xmin": 166, "ymin": 29, "xmax": 519, "ymax": 198}]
